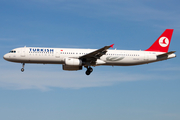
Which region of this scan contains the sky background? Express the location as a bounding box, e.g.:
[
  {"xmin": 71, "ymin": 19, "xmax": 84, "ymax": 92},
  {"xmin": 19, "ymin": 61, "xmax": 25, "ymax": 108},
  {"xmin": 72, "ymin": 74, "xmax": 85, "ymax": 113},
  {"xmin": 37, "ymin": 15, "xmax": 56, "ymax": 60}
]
[{"xmin": 0, "ymin": 0, "xmax": 180, "ymax": 120}]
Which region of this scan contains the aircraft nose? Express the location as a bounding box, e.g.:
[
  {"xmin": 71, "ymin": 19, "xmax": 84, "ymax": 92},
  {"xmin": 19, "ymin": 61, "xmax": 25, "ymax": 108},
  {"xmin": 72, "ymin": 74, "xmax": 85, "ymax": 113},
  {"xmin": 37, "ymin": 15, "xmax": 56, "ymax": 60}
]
[{"xmin": 3, "ymin": 54, "xmax": 9, "ymax": 60}]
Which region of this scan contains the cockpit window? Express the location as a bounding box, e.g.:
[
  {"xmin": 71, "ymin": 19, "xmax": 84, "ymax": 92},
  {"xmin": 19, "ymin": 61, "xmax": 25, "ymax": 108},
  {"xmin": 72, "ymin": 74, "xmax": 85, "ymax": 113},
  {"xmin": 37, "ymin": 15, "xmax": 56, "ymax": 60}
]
[{"xmin": 9, "ymin": 50, "xmax": 16, "ymax": 53}]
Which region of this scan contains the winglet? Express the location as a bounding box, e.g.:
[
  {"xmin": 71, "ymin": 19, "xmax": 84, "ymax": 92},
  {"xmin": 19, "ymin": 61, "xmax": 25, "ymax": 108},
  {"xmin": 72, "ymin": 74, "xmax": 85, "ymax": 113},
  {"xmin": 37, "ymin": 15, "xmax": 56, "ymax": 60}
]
[{"xmin": 110, "ymin": 44, "xmax": 114, "ymax": 48}]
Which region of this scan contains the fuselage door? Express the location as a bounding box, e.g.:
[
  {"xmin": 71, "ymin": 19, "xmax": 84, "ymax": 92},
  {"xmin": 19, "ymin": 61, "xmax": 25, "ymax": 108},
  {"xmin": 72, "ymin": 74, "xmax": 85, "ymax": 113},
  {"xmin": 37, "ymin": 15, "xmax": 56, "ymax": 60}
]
[
  {"xmin": 21, "ymin": 48, "xmax": 26, "ymax": 57},
  {"xmin": 144, "ymin": 53, "xmax": 149, "ymax": 61},
  {"xmin": 55, "ymin": 50, "xmax": 60, "ymax": 58}
]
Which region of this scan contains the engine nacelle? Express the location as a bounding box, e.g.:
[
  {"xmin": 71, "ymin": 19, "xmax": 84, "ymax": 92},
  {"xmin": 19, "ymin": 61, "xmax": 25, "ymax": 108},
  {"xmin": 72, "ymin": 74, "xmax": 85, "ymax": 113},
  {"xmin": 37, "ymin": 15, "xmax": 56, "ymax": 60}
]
[
  {"xmin": 63, "ymin": 65, "xmax": 82, "ymax": 71},
  {"xmin": 65, "ymin": 58, "xmax": 82, "ymax": 66}
]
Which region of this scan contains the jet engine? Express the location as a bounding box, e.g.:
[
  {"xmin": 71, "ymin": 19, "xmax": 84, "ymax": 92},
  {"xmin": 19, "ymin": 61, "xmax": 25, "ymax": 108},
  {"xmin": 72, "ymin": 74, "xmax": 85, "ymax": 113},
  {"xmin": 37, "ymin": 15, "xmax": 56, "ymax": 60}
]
[
  {"xmin": 65, "ymin": 58, "xmax": 82, "ymax": 66},
  {"xmin": 62, "ymin": 65, "xmax": 82, "ymax": 71}
]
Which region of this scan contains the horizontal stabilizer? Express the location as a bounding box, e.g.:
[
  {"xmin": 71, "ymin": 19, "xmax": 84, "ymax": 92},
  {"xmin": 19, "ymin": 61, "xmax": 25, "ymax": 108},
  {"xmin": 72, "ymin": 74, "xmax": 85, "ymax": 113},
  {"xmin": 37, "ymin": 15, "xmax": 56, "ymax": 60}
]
[{"xmin": 157, "ymin": 51, "xmax": 176, "ymax": 57}]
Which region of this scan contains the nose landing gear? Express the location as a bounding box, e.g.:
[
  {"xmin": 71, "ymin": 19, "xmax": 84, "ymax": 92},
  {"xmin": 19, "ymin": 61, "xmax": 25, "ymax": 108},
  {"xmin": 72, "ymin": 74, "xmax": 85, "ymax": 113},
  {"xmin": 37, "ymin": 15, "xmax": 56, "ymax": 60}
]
[
  {"xmin": 21, "ymin": 63, "xmax": 25, "ymax": 72},
  {"xmin": 85, "ymin": 67, "xmax": 93, "ymax": 75}
]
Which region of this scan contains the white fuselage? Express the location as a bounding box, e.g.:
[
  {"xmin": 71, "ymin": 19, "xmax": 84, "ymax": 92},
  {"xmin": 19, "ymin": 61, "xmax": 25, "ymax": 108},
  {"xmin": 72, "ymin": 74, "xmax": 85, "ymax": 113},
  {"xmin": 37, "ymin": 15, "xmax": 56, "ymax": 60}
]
[
  {"xmin": 3, "ymin": 29, "xmax": 176, "ymax": 75},
  {"xmin": 3, "ymin": 47, "xmax": 176, "ymax": 66}
]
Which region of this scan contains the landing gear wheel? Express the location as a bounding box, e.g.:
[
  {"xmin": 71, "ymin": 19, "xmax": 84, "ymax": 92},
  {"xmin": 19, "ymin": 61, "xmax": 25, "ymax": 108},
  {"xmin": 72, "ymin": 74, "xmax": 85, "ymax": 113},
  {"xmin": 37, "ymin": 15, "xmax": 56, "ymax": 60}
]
[
  {"xmin": 21, "ymin": 63, "xmax": 25, "ymax": 72},
  {"xmin": 21, "ymin": 68, "xmax": 24, "ymax": 72},
  {"xmin": 89, "ymin": 67, "xmax": 93, "ymax": 72},
  {"xmin": 86, "ymin": 70, "xmax": 90, "ymax": 75},
  {"xmin": 85, "ymin": 67, "xmax": 93, "ymax": 75}
]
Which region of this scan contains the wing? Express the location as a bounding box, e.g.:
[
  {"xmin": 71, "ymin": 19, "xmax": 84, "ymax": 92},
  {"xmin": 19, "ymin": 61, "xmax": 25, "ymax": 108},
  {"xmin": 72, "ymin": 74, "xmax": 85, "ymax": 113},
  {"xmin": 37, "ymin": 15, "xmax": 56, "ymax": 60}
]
[{"xmin": 79, "ymin": 44, "xmax": 114, "ymax": 66}]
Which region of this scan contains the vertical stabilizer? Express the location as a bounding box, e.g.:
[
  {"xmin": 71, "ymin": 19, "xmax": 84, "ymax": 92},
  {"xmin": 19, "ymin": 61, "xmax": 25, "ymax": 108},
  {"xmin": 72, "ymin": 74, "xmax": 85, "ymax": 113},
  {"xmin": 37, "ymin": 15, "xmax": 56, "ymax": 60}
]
[{"xmin": 145, "ymin": 29, "xmax": 174, "ymax": 53}]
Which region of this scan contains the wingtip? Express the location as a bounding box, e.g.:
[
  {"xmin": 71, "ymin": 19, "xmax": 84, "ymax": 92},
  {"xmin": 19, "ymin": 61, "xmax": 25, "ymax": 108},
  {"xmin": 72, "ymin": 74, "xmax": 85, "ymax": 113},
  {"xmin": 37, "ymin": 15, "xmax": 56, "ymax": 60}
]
[{"xmin": 110, "ymin": 44, "xmax": 114, "ymax": 48}]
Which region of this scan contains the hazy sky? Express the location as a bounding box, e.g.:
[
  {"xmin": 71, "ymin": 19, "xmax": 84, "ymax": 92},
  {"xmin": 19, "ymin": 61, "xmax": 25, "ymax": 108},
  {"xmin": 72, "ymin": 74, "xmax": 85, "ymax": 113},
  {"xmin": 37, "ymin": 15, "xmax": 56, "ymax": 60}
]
[{"xmin": 0, "ymin": 0, "xmax": 180, "ymax": 120}]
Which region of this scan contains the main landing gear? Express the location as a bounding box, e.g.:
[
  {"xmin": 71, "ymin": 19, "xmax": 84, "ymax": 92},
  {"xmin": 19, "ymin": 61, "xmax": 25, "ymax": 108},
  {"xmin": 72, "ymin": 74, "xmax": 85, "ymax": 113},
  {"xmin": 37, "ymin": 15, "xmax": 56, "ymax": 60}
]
[
  {"xmin": 21, "ymin": 63, "xmax": 25, "ymax": 72},
  {"xmin": 85, "ymin": 67, "xmax": 93, "ymax": 75}
]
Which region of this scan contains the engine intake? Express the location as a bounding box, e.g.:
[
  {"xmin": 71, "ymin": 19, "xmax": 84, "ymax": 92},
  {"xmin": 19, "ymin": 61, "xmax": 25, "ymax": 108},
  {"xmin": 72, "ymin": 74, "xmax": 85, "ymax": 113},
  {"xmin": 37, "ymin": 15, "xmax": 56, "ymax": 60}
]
[{"xmin": 65, "ymin": 58, "xmax": 82, "ymax": 66}]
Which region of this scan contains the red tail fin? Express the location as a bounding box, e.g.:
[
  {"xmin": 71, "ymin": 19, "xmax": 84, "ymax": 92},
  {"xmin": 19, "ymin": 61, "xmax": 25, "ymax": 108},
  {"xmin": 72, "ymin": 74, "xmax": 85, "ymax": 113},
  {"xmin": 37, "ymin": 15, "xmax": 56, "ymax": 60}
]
[{"xmin": 145, "ymin": 29, "xmax": 174, "ymax": 53}]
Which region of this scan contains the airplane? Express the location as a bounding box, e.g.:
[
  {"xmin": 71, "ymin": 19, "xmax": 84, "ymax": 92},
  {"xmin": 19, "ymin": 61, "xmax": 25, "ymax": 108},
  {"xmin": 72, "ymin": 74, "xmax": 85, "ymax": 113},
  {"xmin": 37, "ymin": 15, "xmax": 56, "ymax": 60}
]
[{"xmin": 3, "ymin": 29, "xmax": 176, "ymax": 75}]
